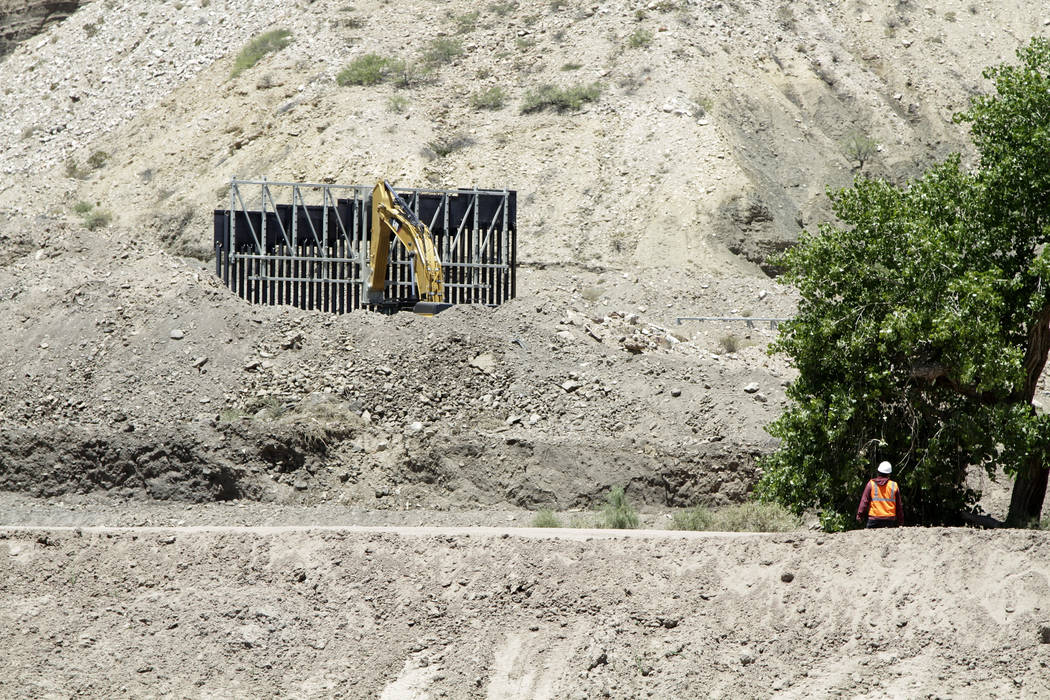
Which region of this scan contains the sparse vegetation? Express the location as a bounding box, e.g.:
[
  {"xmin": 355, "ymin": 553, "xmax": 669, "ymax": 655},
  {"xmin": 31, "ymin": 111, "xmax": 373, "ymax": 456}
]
[
  {"xmin": 599, "ymin": 486, "xmax": 639, "ymax": 529},
  {"xmin": 627, "ymin": 28, "xmax": 654, "ymax": 49},
  {"xmin": 944, "ymin": 10, "xmax": 957, "ymax": 22},
  {"xmin": 452, "ymin": 10, "xmax": 480, "ymax": 33},
  {"xmin": 83, "ymin": 208, "xmax": 112, "ymax": 231},
  {"xmin": 843, "ymin": 130, "xmax": 878, "ymax": 169},
  {"xmin": 672, "ymin": 502, "xmax": 800, "ymax": 532},
  {"xmin": 86, "ymin": 150, "xmax": 109, "ymax": 170},
  {"xmin": 718, "ymin": 334, "xmax": 741, "ymax": 354},
  {"xmin": 337, "ymin": 53, "xmax": 398, "ymax": 86},
  {"xmin": 561, "ymin": 62, "xmax": 582, "ymax": 71},
  {"xmin": 691, "ymin": 94, "xmax": 713, "ymax": 118},
  {"xmin": 64, "ymin": 159, "xmax": 89, "ymax": 179},
  {"xmin": 488, "ymin": 0, "xmax": 517, "ymax": 15},
  {"xmin": 521, "ymin": 82, "xmax": 602, "ymax": 113},
  {"xmin": 423, "ymin": 37, "xmax": 464, "ymax": 66},
  {"xmin": 387, "ymin": 94, "xmax": 409, "ymax": 113},
  {"xmin": 532, "ymin": 509, "xmax": 563, "ymax": 527},
  {"xmin": 230, "ymin": 29, "xmax": 292, "ymax": 78},
  {"xmin": 423, "ymin": 133, "xmax": 475, "ymax": 159},
  {"xmin": 391, "ymin": 61, "xmax": 432, "ymax": 88},
  {"xmin": 470, "ymin": 86, "xmax": 506, "ymax": 110},
  {"xmin": 73, "ymin": 201, "xmax": 93, "ymax": 214}
]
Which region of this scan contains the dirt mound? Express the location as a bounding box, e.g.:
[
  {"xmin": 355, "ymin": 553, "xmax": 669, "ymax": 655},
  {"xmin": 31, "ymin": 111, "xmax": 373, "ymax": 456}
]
[{"xmin": 3, "ymin": 526, "xmax": 1048, "ymax": 698}]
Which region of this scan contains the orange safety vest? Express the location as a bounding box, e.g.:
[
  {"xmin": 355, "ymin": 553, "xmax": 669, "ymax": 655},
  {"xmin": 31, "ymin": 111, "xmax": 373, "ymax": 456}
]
[{"xmin": 868, "ymin": 480, "xmax": 898, "ymax": 519}]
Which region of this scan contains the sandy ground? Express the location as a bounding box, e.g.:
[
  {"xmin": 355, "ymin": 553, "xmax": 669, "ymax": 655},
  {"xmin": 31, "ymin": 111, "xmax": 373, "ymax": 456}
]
[{"xmin": 3, "ymin": 525, "xmax": 1050, "ymax": 699}]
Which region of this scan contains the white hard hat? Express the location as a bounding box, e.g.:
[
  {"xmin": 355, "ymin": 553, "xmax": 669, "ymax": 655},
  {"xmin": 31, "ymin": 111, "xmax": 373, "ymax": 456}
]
[{"xmin": 878, "ymin": 461, "xmax": 892, "ymax": 475}]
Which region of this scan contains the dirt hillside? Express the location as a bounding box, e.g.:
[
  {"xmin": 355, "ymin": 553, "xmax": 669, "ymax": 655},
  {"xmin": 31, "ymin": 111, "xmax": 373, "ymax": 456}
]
[
  {"xmin": 0, "ymin": 0, "xmax": 1046, "ymax": 514},
  {"xmin": 1, "ymin": 2, "xmax": 1049, "ymax": 696},
  {"xmin": 3, "ymin": 525, "xmax": 1050, "ymax": 698}
]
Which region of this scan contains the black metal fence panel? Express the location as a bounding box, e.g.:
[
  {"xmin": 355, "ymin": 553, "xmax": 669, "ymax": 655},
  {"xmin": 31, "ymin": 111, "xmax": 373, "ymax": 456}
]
[{"xmin": 213, "ymin": 179, "xmax": 517, "ymax": 312}]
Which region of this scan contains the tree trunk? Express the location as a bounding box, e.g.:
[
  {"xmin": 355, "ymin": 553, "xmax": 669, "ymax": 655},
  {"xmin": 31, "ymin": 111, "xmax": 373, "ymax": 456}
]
[
  {"xmin": 1007, "ymin": 454, "xmax": 1049, "ymax": 527},
  {"xmin": 1006, "ymin": 304, "xmax": 1050, "ymax": 527}
]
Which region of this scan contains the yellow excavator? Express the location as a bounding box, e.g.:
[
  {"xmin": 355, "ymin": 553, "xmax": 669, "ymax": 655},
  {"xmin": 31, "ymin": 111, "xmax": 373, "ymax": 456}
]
[{"xmin": 366, "ymin": 180, "xmax": 450, "ymax": 316}]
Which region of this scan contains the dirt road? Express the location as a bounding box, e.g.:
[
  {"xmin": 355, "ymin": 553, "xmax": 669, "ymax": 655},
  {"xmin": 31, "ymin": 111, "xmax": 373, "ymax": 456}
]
[{"xmin": 3, "ymin": 524, "xmax": 1049, "ymax": 699}]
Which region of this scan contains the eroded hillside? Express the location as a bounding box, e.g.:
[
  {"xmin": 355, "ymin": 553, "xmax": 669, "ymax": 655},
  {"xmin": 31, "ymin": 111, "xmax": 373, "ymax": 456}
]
[{"xmin": 0, "ymin": 0, "xmax": 1047, "ymax": 514}]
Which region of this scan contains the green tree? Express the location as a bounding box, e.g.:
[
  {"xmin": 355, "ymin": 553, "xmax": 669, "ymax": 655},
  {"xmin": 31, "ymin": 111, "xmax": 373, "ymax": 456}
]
[{"xmin": 757, "ymin": 38, "xmax": 1050, "ymax": 529}]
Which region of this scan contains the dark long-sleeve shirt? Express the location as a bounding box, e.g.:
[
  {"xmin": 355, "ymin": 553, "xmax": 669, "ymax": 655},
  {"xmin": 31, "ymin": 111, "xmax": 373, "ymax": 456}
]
[{"xmin": 856, "ymin": 476, "xmax": 903, "ymax": 523}]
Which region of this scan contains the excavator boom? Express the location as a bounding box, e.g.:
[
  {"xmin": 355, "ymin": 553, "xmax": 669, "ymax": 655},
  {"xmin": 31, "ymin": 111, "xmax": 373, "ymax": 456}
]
[{"xmin": 367, "ymin": 180, "xmax": 448, "ymax": 315}]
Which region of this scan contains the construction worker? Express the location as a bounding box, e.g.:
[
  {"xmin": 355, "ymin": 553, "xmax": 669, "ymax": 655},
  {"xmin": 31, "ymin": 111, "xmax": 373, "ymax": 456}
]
[{"xmin": 856, "ymin": 461, "xmax": 903, "ymax": 528}]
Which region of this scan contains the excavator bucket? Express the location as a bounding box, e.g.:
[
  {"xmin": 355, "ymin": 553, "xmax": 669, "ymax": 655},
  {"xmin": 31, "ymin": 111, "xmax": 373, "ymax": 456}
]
[{"xmin": 412, "ymin": 301, "xmax": 454, "ymax": 316}]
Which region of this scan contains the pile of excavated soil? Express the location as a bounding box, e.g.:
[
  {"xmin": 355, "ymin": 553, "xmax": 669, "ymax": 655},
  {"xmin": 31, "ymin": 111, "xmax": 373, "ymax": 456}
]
[
  {"xmin": 0, "ymin": 221, "xmax": 798, "ymax": 511},
  {"xmin": 3, "ymin": 525, "xmax": 1049, "ymax": 698}
]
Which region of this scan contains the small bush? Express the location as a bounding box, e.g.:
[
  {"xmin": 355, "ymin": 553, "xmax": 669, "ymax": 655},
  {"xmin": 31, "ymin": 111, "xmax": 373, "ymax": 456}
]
[
  {"xmin": 423, "ymin": 37, "xmax": 464, "ymax": 66},
  {"xmin": 73, "ymin": 200, "xmax": 93, "ymax": 214},
  {"xmin": 600, "ymin": 485, "xmax": 639, "ymax": 529},
  {"xmin": 673, "ymin": 502, "xmax": 800, "ymax": 532},
  {"xmin": 423, "ymin": 133, "xmax": 475, "ymax": 159},
  {"xmin": 561, "ymin": 62, "xmax": 582, "ymax": 71},
  {"xmin": 691, "ymin": 94, "xmax": 713, "ymax": 118},
  {"xmin": 717, "ymin": 334, "xmax": 741, "ymax": 354},
  {"xmin": 453, "ymin": 10, "xmax": 480, "ymax": 33},
  {"xmin": 387, "ymin": 94, "xmax": 409, "ymax": 113},
  {"xmin": 521, "ymin": 82, "xmax": 602, "ymax": 113},
  {"xmin": 231, "ymin": 29, "xmax": 292, "ymax": 78},
  {"xmin": 64, "ymin": 159, "xmax": 89, "ymax": 179},
  {"xmin": 391, "ymin": 61, "xmax": 432, "ymax": 88},
  {"xmin": 470, "ymin": 86, "xmax": 506, "ymax": 110},
  {"xmin": 83, "ymin": 209, "xmax": 112, "ymax": 231},
  {"xmin": 532, "ymin": 509, "xmax": 563, "ymax": 527},
  {"xmin": 628, "ymin": 28, "xmax": 654, "ymax": 48},
  {"xmin": 844, "ymin": 130, "xmax": 878, "ymax": 169},
  {"xmin": 337, "ymin": 53, "xmax": 397, "ymax": 86},
  {"xmin": 86, "ymin": 150, "xmax": 109, "ymax": 170},
  {"xmin": 489, "ymin": 1, "xmax": 517, "ymax": 16}
]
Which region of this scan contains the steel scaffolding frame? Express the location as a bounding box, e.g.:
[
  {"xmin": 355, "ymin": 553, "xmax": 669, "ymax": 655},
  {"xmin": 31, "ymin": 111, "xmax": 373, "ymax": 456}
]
[{"xmin": 213, "ymin": 178, "xmax": 517, "ymax": 313}]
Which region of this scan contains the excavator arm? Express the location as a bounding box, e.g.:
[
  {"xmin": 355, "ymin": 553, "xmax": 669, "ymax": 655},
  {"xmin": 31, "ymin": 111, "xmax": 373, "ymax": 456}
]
[{"xmin": 367, "ymin": 180, "xmax": 448, "ymax": 315}]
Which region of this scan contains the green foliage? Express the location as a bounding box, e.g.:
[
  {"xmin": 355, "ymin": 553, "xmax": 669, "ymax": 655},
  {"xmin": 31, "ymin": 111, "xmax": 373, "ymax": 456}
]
[
  {"xmin": 73, "ymin": 200, "xmax": 93, "ymax": 214},
  {"xmin": 758, "ymin": 38, "xmax": 1050, "ymax": 528},
  {"xmin": 521, "ymin": 82, "xmax": 602, "ymax": 113},
  {"xmin": 488, "ymin": 1, "xmax": 517, "ymax": 16},
  {"xmin": 599, "ymin": 486, "xmax": 639, "ymax": 529},
  {"xmin": 86, "ymin": 150, "xmax": 109, "ymax": 170},
  {"xmin": 627, "ymin": 28, "xmax": 654, "ymax": 48},
  {"xmin": 470, "ymin": 86, "xmax": 506, "ymax": 110},
  {"xmin": 532, "ymin": 509, "xmax": 563, "ymax": 528},
  {"xmin": 231, "ymin": 29, "xmax": 292, "ymax": 78},
  {"xmin": 561, "ymin": 62, "xmax": 583, "ymax": 71},
  {"xmin": 423, "ymin": 37, "xmax": 464, "ymax": 66},
  {"xmin": 672, "ymin": 502, "xmax": 800, "ymax": 532},
  {"xmin": 337, "ymin": 54, "xmax": 399, "ymax": 86},
  {"xmin": 424, "ymin": 133, "xmax": 475, "ymax": 159},
  {"xmin": 452, "ymin": 10, "xmax": 480, "ymax": 33},
  {"xmin": 843, "ymin": 130, "xmax": 878, "ymax": 169},
  {"xmin": 83, "ymin": 209, "xmax": 112, "ymax": 230},
  {"xmin": 64, "ymin": 159, "xmax": 89, "ymax": 179},
  {"xmin": 718, "ymin": 334, "xmax": 741, "ymax": 354},
  {"xmin": 387, "ymin": 94, "xmax": 409, "ymax": 113}
]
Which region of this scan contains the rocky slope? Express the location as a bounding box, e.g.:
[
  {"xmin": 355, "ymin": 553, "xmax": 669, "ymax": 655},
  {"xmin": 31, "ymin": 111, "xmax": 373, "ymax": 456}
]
[{"xmin": 0, "ymin": 0, "xmax": 1047, "ymax": 516}]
